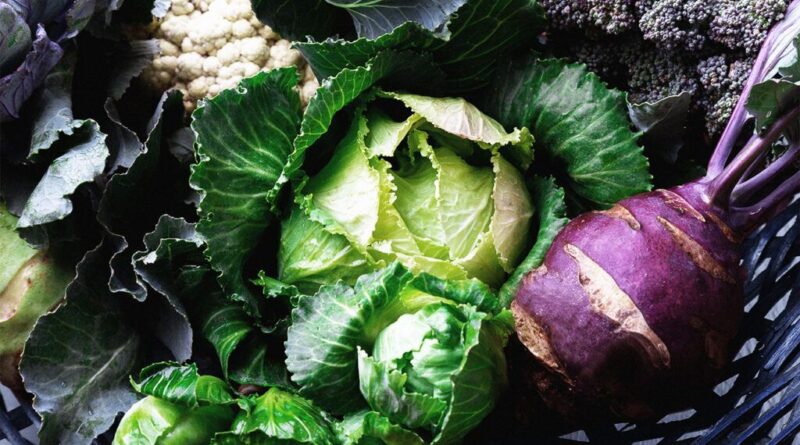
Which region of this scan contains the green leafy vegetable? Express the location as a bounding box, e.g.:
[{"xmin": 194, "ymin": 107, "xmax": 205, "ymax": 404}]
[
  {"xmin": 280, "ymin": 92, "xmax": 533, "ymax": 291},
  {"xmin": 285, "ymin": 263, "xmax": 512, "ymax": 443},
  {"xmin": 214, "ymin": 387, "xmax": 337, "ymax": 444},
  {"xmin": 114, "ymin": 363, "xmax": 235, "ymax": 445},
  {"xmin": 483, "ymin": 58, "xmax": 652, "ymax": 209}
]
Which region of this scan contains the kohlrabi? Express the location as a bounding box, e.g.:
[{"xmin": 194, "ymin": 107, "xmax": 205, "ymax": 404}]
[
  {"xmin": 278, "ymin": 92, "xmax": 534, "ymax": 292},
  {"xmin": 508, "ymin": 2, "xmax": 800, "ymax": 420},
  {"xmin": 112, "ymin": 363, "xmax": 236, "ymax": 445},
  {"xmin": 0, "ymin": 203, "xmax": 72, "ymax": 392},
  {"xmin": 285, "ymin": 262, "xmax": 512, "ymax": 444}
]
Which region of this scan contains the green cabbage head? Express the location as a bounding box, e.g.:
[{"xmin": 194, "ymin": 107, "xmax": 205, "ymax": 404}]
[
  {"xmin": 279, "ymin": 92, "xmax": 534, "ymax": 292},
  {"xmin": 285, "ymin": 263, "xmax": 512, "ymax": 444}
]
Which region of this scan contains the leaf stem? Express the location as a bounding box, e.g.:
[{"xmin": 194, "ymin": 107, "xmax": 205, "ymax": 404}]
[
  {"xmin": 708, "ymin": 104, "xmax": 800, "ymax": 208},
  {"xmin": 733, "ymin": 143, "xmax": 800, "ymax": 204},
  {"xmin": 733, "ymin": 169, "xmax": 800, "ymax": 231}
]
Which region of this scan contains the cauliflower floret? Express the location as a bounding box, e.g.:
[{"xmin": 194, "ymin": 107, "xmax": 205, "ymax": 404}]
[{"xmin": 141, "ymin": 0, "xmax": 319, "ymax": 111}]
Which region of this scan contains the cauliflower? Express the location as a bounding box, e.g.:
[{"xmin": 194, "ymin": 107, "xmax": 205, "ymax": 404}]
[{"xmin": 142, "ymin": 0, "xmax": 319, "ymax": 111}]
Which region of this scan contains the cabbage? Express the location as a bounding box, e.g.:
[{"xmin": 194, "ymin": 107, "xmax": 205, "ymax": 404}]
[
  {"xmin": 278, "ymin": 92, "xmax": 534, "ymax": 291},
  {"xmin": 285, "ymin": 263, "xmax": 512, "ymax": 444}
]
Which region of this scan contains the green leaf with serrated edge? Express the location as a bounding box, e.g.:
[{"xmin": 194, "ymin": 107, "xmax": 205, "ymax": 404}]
[
  {"xmin": 285, "ymin": 263, "xmax": 416, "ymax": 414},
  {"xmin": 498, "ymin": 176, "xmax": 568, "ymax": 307},
  {"xmin": 131, "ymin": 362, "xmax": 235, "ymax": 407},
  {"xmin": 20, "ymin": 239, "xmax": 141, "ymax": 445},
  {"xmin": 190, "ymin": 68, "xmax": 302, "ymax": 319},
  {"xmin": 335, "ymin": 410, "xmax": 425, "ymax": 445},
  {"xmin": 432, "ymin": 311, "xmax": 510, "ymax": 444},
  {"xmin": 357, "ymin": 348, "xmax": 448, "ymax": 429},
  {"xmin": 269, "ymin": 50, "xmax": 438, "ymax": 206},
  {"xmin": 131, "ymin": 217, "xmax": 291, "ymax": 388},
  {"xmin": 220, "ymin": 388, "xmax": 337, "ymax": 445},
  {"xmin": 628, "ymin": 92, "xmax": 692, "ymax": 164},
  {"xmin": 101, "ymin": 91, "xmax": 186, "ymax": 302},
  {"xmin": 296, "ymin": 0, "xmax": 545, "ymax": 92},
  {"xmin": 17, "ymin": 120, "xmax": 109, "ymax": 243},
  {"xmin": 250, "ymin": 0, "xmax": 353, "ymax": 42},
  {"xmin": 483, "ymin": 58, "xmax": 652, "ymax": 207}
]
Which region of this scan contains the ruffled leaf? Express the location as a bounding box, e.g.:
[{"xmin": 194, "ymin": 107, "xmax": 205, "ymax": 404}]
[{"xmin": 483, "ymin": 58, "xmax": 652, "ymax": 208}]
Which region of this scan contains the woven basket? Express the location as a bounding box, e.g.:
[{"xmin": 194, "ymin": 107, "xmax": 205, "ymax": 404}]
[{"xmin": 3, "ymin": 200, "xmax": 800, "ymax": 444}]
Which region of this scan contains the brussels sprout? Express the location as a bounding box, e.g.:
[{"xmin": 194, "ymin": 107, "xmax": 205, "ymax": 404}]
[
  {"xmin": 0, "ymin": 204, "xmax": 72, "ymax": 391},
  {"xmin": 285, "ymin": 263, "xmax": 512, "ymax": 444},
  {"xmin": 278, "ymin": 92, "xmax": 534, "ymax": 292},
  {"xmin": 113, "ymin": 397, "xmax": 234, "ymax": 445}
]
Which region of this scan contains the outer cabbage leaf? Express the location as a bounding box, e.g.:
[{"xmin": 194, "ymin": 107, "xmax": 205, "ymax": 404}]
[
  {"xmin": 99, "ymin": 91, "xmax": 187, "ymax": 302},
  {"xmin": 250, "ymin": 0, "xmax": 353, "ymax": 41},
  {"xmin": 131, "ymin": 362, "xmax": 235, "ymax": 407},
  {"xmin": 336, "ymin": 410, "xmax": 424, "ymax": 445},
  {"xmin": 215, "ymin": 388, "xmax": 337, "ymax": 445},
  {"xmin": 324, "ymin": 0, "xmax": 465, "ymax": 39},
  {"xmin": 131, "ymin": 217, "xmax": 291, "ymax": 388},
  {"xmin": 270, "ymin": 50, "xmax": 439, "ymax": 205},
  {"xmin": 20, "ymin": 239, "xmax": 141, "ymax": 445},
  {"xmin": 498, "ymin": 176, "xmax": 568, "ymax": 307},
  {"xmin": 26, "ymin": 56, "xmax": 85, "ymax": 160},
  {"xmin": 17, "ymin": 120, "xmax": 108, "ymax": 238},
  {"xmin": 483, "ymin": 58, "xmax": 652, "ymax": 208},
  {"xmin": 190, "ymin": 68, "xmax": 302, "ymax": 318},
  {"xmin": 296, "ymin": 0, "xmax": 546, "ymax": 92}
]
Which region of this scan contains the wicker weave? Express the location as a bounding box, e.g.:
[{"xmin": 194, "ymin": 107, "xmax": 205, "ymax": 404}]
[{"xmin": 3, "ymin": 200, "xmax": 799, "ymax": 444}]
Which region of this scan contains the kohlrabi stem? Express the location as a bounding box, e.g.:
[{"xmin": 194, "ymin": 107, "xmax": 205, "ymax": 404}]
[
  {"xmin": 733, "ymin": 143, "xmax": 800, "ymax": 204},
  {"xmin": 708, "ymin": 104, "xmax": 800, "ymax": 208},
  {"xmin": 733, "ymin": 169, "xmax": 800, "ymax": 230},
  {"xmin": 706, "ymin": 0, "xmax": 800, "ymax": 178}
]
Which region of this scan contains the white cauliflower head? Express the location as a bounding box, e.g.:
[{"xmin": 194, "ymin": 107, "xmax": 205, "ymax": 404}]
[{"xmin": 143, "ymin": 0, "xmax": 319, "ymax": 111}]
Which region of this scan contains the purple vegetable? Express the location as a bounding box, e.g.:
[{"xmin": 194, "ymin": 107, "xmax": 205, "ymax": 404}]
[{"xmin": 512, "ymin": 1, "xmax": 800, "ymax": 420}]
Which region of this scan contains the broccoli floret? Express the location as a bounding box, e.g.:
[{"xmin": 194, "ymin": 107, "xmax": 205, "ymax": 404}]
[
  {"xmin": 697, "ymin": 55, "xmax": 751, "ymax": 135},
  {"xmin": 541, "ymin": 0, "xmax": 636, "ymax": 35},
  {"xmin": 540, "ymin": 0, "xmax": 590, "ymax": 31},
  {"xmin": 621, "ymin": 42, "xmax": 700, "ymax": 103},
  {"xmin": 709, "ymin": 0, "xmax": 787, "ymax": 55},
  {"xmin": 587, "ymin": 0, "xmax": 637, "ymax": 35},
  {"xmin": 637, "ymin": 0, "xmax": 712, "ymax": 51}
]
